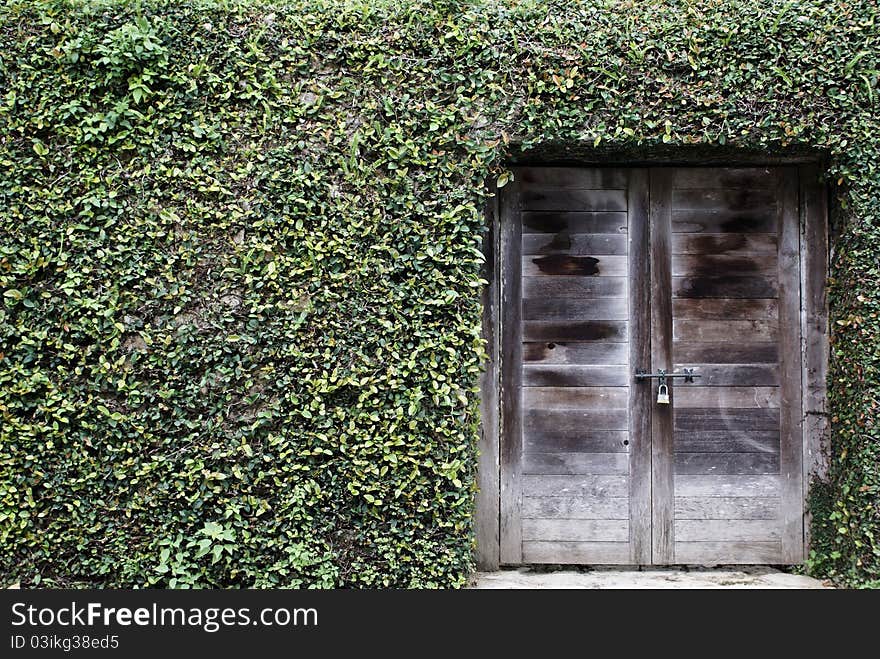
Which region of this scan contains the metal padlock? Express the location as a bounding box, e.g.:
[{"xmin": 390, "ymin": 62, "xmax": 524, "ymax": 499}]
[{"xmin": 657, "ymin": 383, "xmax": 670, "ymax": 404}]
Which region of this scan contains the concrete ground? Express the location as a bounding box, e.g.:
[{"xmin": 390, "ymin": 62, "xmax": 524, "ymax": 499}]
[{"xmin": 472, "ymin": 566, "xmax": 830, "ymax": 589}]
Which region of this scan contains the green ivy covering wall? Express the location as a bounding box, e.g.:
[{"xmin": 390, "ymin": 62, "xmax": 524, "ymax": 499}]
[{"xmin": 0, "ymin": 0, "xmax": 877, "ymax": 588}]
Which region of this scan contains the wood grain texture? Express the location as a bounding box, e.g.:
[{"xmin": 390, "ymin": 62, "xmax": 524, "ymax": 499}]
[
  {"xmin": 522, "ymin": 452, "xmax": 629, "ymax": 475},
  {"xmin": 499, "ymin": 178, "xmax": 523, "ymax": 564},
  {"xmin": 672, "ymin": 188, "xmax": 776, "ymax": 211},
  {"xmin": 672, "ymin": 209, "xmax": 777, "ymax": 234},
  {"xmin": 777, "ymin": 167, "xmax": 805, "ymax": 562},
  {"xmin": 523, "ymin": 364, "xmax": 630, "ymax": 387},
  {"xmin": 672, "ymin": 298, "xmax": 778, "ymax": 320},
  {"xmin": 521, "ymin": 255, "xmax": 627, "ymax": 277},
  {"xmin": 522, "ymin": 275, "xmax": 626, "ymax": 299},
  {"xmin": 672, "ymin": 233, "xmax": 777, "ymax": 255},
  {"xmin": 675, "ymin": 519, "xmax": 780, "ymax": 542},
  {"xmin": 523, "ymin": 341, "xmax": 628, "ymax": 365},
  {"xmin": 522, "ymin": 320, "xmax": 628, "ymax": 343},
  {"xmin": 673, "ymin": 386, "xmax": 780, "ymax": 408},
  {"xmin": 522, "ymin": 519, "xmax": 629, "ymax": 542},
  {"xmin": 673, "ymin": 319, "xmax": 777, "ymax": 342},
  {"xmin": 674, "ymin": 430, "xmax": 779, "ymax": 454},
  {"xmin": 670, "ymin": 364, "xmax": 779, "ymax": 386},
  {"xmin": 676, "ymin": 475, "xmax": 781, "ymax": 497},
  {"xmin": 675, "ymin": 428, "xmax": 779, "ymax": 455},
  {"xmin": 522, "ymin": 541, "xmax": 631, "ymax": 564},
  {"xmin": 523, "ymin": 297, "xmax": 628, "ymax": 321},
  {"xmin": 674, "ymin": 496, "xmax": 780, "ymax": 520},
  {"xmin": 672, "ymin": 254, "xmax": 777, "ymax": 276},
  {"xmin": 674, "ymin": 407, "xmax": 780, "ymax": 431},
  {"xmin": 522, "ymin": 211, "xmax": 627, "ymax": 235},
  {"xmin": 673, "ymin": 341, "xmax": 778, "ymax": 364},
  {"xmin": 518, "ymin": 167, "xmax": 628, "ymax": 189},
  {"xmin": 523, "ymin": 496, "xmax": 630, "ymax": 519},
  {"xmin": 525, "ymin": 408, "xmax": 629, "ymax": 433},
  {"xmin": 674, "ymin": 541, "xmax": 781, "ymax": 564},
  {"xmin": 674, "ymin": 452, "xmax": 780, "ymax": 475},
  {"xmin": 628, "ymin": 168, "xmax": 652, "ymax": 564},
  {"xmin": 650, "ymin": 167, "xmax": 675, "ymax": 563},
  {"xmin": 672, "ymin": 276, "xmax": 778, "ymax": 299},
  {"xmin": 522, "ymin": 474, "xmax": 629, "ymax": 498},
  {"xmin": 521, "ymin": 235, "xmax": 627, "ymax": 257},
  {"xmin": 523, "ymin": 386, "xmax": 629, "ymax": 409},
  {"xmin": 672, "ymin": 167, "xmax": 776, "ymax": 189},
  {"xmin": 520, "ymin": 188, "xmax": 627, "ymax": 212},
  {"xmin": 524, "ymin": 430, "xmax": 629, "ymax": 454}
]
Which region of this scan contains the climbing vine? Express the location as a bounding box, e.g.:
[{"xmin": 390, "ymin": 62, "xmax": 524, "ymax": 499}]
[{"xmin": 0, "ymin": 0, "xmax": 877, "ymax": 587}]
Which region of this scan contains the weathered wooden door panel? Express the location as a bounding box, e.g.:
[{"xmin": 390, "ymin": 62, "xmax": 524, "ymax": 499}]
[
  {"xmin": 500, "ymin": 167, "xmax": 649, "ymax": 565},
  {"xmin": 499, "ymin": 165, "xmax": 807, "ymax": 566},
  {"xmin": 661, "ymin": 167, "xmax": 802, "ymax": 564}
]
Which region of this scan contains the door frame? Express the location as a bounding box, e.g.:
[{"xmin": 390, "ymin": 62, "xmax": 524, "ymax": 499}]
[{"xmin": 474, "ymin": 162, "xmax": 829, "ymax": 569}]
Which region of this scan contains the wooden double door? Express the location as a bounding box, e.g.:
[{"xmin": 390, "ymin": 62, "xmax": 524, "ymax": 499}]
[{"xmin": 499, "ymin": 166, "xmax": 807, "ymax": 565}]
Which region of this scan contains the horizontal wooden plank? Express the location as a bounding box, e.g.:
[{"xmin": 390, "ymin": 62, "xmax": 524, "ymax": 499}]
[
  {"xmin": 523, "ymin": 320, "xmax": 628, "ymax": 342},
  {"xmin": 674, "ymin": 407, "xmax": 780, "ymax": 431},
  {"xmin": 671, "ymin": 364, "xmax": 779, "ymax": 386},
  {"xmin": 522, "ymin": 541, "xmax": 632, "ymax": 564},
  {"xmin": 673, "ymin": 233, "xmax": 777, "ymax": 255},
  {"xmin": 522, "ymin": 235, "xmax": 628, "ymax": 257},
  {"xmin": 673, "ymin": 341, "xmax": 778, "ymax": 364},
  {"xmin": 674, "ymin": 496, "xmax": 780, "ymax": 520},
  {"xmin": 674, "ymin": 430, "xmax": 779, "ymax": 454},
  {"xmin": 523, "ymin": 496, "xmax": 630, "ymax": 520},
  {"xmin": 675, "ymin": 519, "xmax": 781, "ymax": 542},
  {"xmin": 672, "ymin": 188, "xmax": 776, "ymax": 211},
  {"xmin": 674, "ymin": 387, "xmax": 780, "ymax": 408},
  {"xmin": 671, "ymin": 254, "xmax": 777, "ymax": 277},
  {"xmin": 672, "ymin": 298, "xmax": 778, "ymax": 320},
  {"xmin": 672, "ymin": 210, "xmax": 777, "ymax": 234},
  {"xmin": 674, "ymin": 452, "xmax": 780, "ymax": 475},
  {"xmin": 524, "ymin": 430, "xmax": 630, "ymax": 453},
  {"xmin": 525, "ymin": 408, "xmax": 629, "ymax": 433},
  {"xmin": 520, "ymin": 189, "xmax": 627, "ymax": 212},
  {"xmin": 522, "ymin": 475, "xmax": 629, "ymax": 498},
  {"xmin": 522, "ymin": 211, "xmax": 627, "ymax": 235},
  {"xmin": 523, "ymin": 365, "xmax": 630, "ymax": 387},
  {"xmin": 672, "ymin": 168, "xmax": 776, "ymax": 190},
  {"xmin": 521, "ymin": 254, "xmax": 627, "ymax": 276},
  {"xmin": 523, "ymin": 452, "xmax": 629, "ymax": 475},
  {"xmin": 674, "ymin": 541, "xmax": 782, "ymax": 564},
  {"xmin": 675, "ymin": 475, "xmax": 781, "ymax": 497},
  {"xmin": 673, "ymin": 319, "xmax": 777, "ymax": 342},
  {"xmin": 523, "ymin": 518, "xmax": 629, "ymax": 542},
  {"xmin": 673, "ymin": 276, "xmax": 778, "ymax": 298},
  {"xmin": 523, "ymin": 386, "xmax": 629, "ymax": 409},
  {"xmin": 523, "ymin": 276, "xmax": 627, "ymax": 299},
  {"xmin": 517, "ymin": 167, "xmax": 628, "ymax": 189},
  {"xmin": 523, "ymin": 297, "xmax": 628, "ymax": 321},
  {"xmin": 524, "ymin": 341, "xmax": 628, "ymax": 365}
]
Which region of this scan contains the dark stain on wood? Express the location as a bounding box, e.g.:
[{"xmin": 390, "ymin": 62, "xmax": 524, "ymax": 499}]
[
  {"xmin": 532, "ymin": 255, "xmax": 600, "ymax": 275},
  {"xmin": 523, "ymin": 212, "xmax": 566, "ymax": 233},
  {"xmin": 523, "ymin": 320, "xmax": 625, "ymax": 342},
  {"xmin": 688, "ymin": 256, "xmax": 758, "ymax": 278},
  {"xmin": 687, "ymin": 234, "xmax": 749, "ymax": 253},
  {"xmin": 542, "ymin": 233, "xmax": 573, "ymax": 252},
  {"xmin": 675, "ymin": 275, "xmax": 777, "ymax": 299},
  {"xmin": 720, "ymin": 215, "xmax": 768, "ymax": 233}
]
